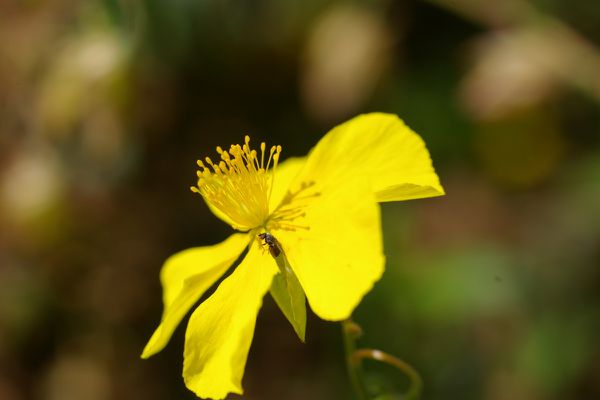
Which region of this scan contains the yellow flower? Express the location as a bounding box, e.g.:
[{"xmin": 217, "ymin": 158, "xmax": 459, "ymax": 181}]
[{"xmin": 141, "ymin": 113, "xmax": 444, "ymax": 399}]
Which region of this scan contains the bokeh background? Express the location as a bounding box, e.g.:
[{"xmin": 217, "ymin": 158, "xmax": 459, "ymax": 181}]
[{"xmin": 1, "ymin": 0, "xmax": 599, "ymax": 399}]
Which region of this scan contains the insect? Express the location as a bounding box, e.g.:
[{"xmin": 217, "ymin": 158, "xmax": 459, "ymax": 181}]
[{"xmin": 258, "ymin": 232, "xmax": 281, "ymax": 258}]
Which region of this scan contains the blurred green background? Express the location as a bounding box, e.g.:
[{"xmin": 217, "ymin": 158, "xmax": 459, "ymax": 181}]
[{"xmin": 1, "ymin": 0, "xmax": 599, "ymax": 399}]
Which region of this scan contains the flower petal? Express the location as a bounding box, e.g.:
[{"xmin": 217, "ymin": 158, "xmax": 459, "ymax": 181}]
[
  {"xmin": 268, "ymin": 156, "xmax": 306, "ymax": 212},
  {"xmin": 183, "ymin": 242, "xmax": 278, "ymax": 399},
  {"xmin": 275, "ymin": 173, "xmax": 384, "ymax": 321},
  {"xmin": 304, "ymin": 112, "xmax": 444, "ymax": 202},
  {"xmin": 141, "ymin": 233, "xmax": 249, "ymax": 359}
]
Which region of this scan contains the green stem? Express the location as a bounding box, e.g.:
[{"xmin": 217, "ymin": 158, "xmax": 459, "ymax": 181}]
[
  {"xmin": 342, "ymin": 319, "xmax": 423, "ymax": 400},
  {"xmin": 342, "ymin": 319, "xmax": 369, "ymax": 400},
  {"xmin": 352, "ymin": 349, "xmax": 423, "ymax": 400}
]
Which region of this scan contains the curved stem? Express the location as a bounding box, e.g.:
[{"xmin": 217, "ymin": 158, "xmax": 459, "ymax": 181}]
[
  {"xmin": 342, "ymin": 319, "xmax": 369, "ymax": 400},
  {"xmin": 341, "ymin": 319, "xmax": 423, "ymax": 400},
  {"xmin": 353, "ymin": 349, "xmax": 423, "ymax": 400}
]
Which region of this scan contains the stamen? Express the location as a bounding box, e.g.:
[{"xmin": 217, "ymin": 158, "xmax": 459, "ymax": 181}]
[
  {"xmin": 268, "ymin": 146, "xmax": 281, "ymax": 203},
  {"xmin": 265, "ymin": 146, "xmax": 275, "ymax": 171},
  {"xmin": 266, "ymin": 180, "xmax": 319, "ymax": 232},
  {"xmin": 190, "ymin": 137, "xmax": 283, "ymax": 231}
]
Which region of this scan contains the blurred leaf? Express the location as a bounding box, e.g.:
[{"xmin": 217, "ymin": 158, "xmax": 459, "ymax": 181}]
[
  {"xmin": 404, "ymin": 249, "xmax": 520, "ymax": 322},
  {"xmin": 516, "ymin": 316, "xmax": 590, "ymax": 391}
]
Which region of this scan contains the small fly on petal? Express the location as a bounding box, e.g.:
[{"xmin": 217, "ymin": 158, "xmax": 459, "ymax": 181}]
[{"xmin": 258, "ymin": 232, "xmax": 281, "ymax": 258}]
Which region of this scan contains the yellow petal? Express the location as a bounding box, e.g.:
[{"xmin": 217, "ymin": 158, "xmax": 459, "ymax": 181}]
[
  {"xmin": 304, "ymin": 112, "xmax": 444, "ymax": 202},
  {"xmin": 268, "ymin": 156, "xmax": 306, "ymax": 212},
  {"xmin": 141, "ymin": 233, "xmax": 249, "ymax": 359},
  {"xmin": 275, "ymin": 173, "xmax": 384, "ymax": 321},
  {"xmin": 183, "ymin": 242, "xmax": 278, "ymax": 399}
]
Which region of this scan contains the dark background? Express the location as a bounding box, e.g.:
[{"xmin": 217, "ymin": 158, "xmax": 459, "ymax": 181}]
[{"xmin": 1, "ymin": 0, "xmax": 599, "ymax": 399}]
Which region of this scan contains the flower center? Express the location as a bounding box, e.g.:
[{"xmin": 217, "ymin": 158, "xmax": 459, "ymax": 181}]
[{"xmin": 192, "ymin": 136, "xmax": 281, "ymax": 231}]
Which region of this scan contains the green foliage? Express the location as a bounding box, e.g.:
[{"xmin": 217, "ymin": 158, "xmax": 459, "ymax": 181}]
[{"xmin": 270, "ymin": 251, "xmax": 307, "ymax": 342}]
